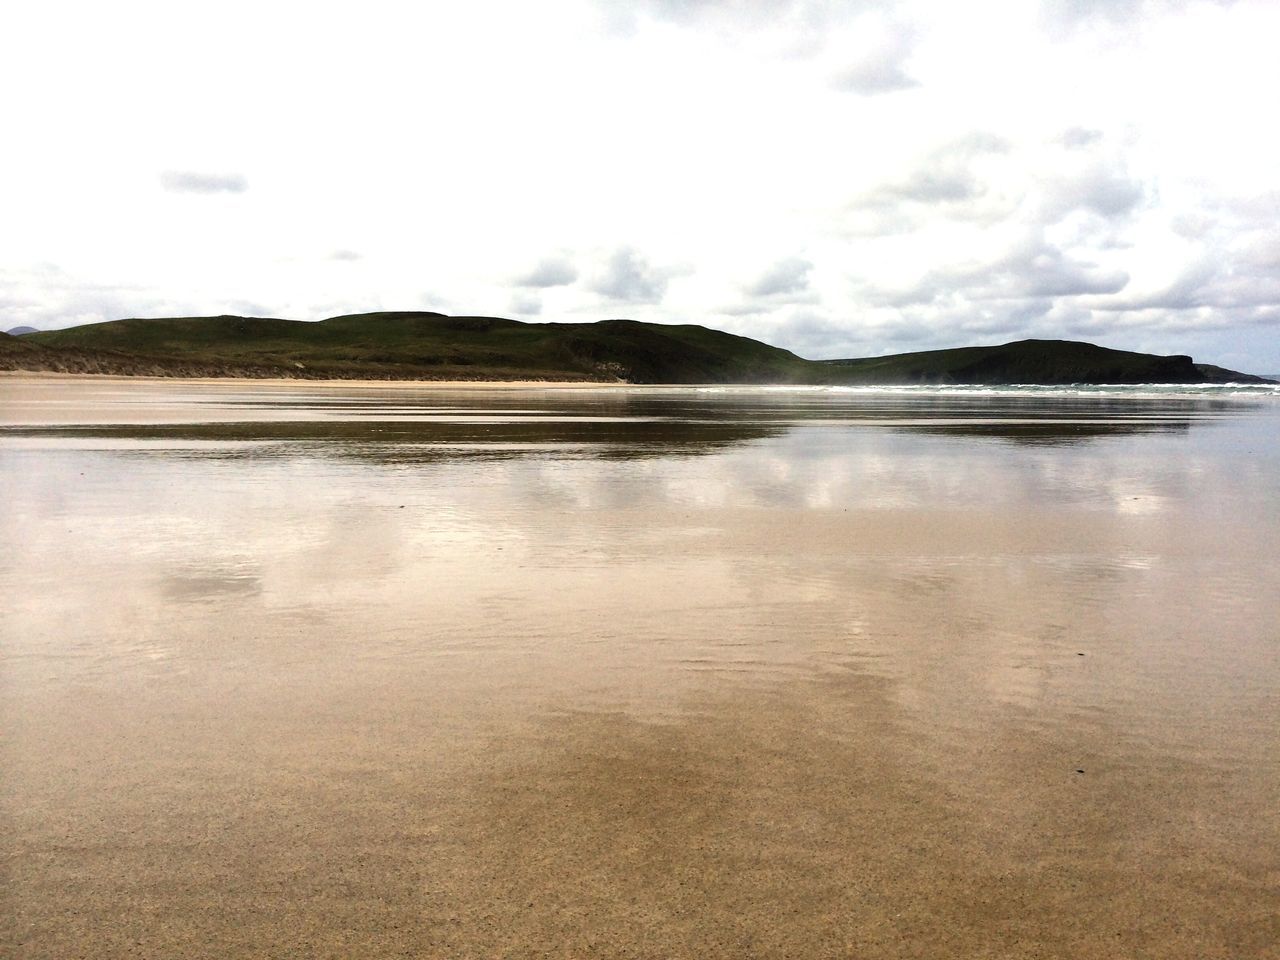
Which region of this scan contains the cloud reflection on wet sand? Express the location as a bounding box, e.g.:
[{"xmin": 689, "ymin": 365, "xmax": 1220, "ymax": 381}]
[{"xmin": 2, "ymin": 379, "xmax": 1278, "ymax": 958}]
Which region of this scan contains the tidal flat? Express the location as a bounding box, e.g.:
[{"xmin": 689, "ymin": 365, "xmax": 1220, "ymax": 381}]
[{"xmin": 2, "ymin": 376, "xmax": 1278, "ymax": 958}]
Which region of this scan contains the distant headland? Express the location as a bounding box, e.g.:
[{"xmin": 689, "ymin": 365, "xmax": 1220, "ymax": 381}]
[{"xmin": 1, "ymin": 313, "xmax": 1273, "ymax": 385}]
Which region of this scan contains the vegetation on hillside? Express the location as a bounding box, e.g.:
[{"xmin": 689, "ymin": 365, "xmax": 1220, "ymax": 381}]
[
  {"xmin": 818, "ymin": 338, "xmax": 1255, "ymax": 385},
  {"xmin": 5, "ymin": 313, "xmax": 1272, "ymax": 384}
]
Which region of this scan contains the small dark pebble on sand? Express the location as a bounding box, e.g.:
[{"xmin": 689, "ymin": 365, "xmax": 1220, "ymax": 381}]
[{"xmin": 1075, "ymin": 769, "xmax": 1085, "ymax": 774}]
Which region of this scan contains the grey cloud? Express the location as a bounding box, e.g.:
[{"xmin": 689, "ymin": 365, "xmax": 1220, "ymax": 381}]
[
  {"xmin": 1216, "ymin": 190, "xmax": 1280, "ymax": 226},
  {"xmin": 864, "ymin": 235, "xmax": 1129, "ymax": 309},
  {"xmin": 831, "ymin": 54, "xmax": 916, "ymax": 95},
  {"xmin": 853, "ymin": 132, "xmax": 1009, "ymax": 213},
  {"xmin": 1171, "ymin": 211, "xmax": 1215, "ymax": 239},
  {"xmin": 748, "ymin": 291, "xmax": 1278, "ymax": 364},
  {"xmin": 1041, "ymin": 163, "xmax": 1144, "ymax": 220},
  {"xmin": 516, "ymin": 256, "xmax": 578, "ymax": 288},
  {"xmin": 418, "ymin": 292, "xmax": 454, "ymax": 312},
  {"xmin": 879, "ymin": 169, "xmax": 979, "ymax": 204},
  {"xmin": 832, "ymin": 198, "xmax": 1280, "ymax": 359},
  {"xmin": 608, "ymin": 0, "xmax": 844, "ymax": 37},
  {"xmin": 1091, "ymin": 249, "xmax": 1280, "ymax": 314},
  {"xmin": 906, "ymin": 305, "xmax": 1048, "ymax": 347},
  {"xmin": 830, "ymin": 20, "xmax": 919, "ymax": 94},
  {"xmin": 780, "ymin": 312, "xmax": 855, "ymax": 355},
  {"xmin": 159, "ymin": 171, "xmax": 249, "ymax": 194},
  {"xmin": 629, "ymin": 0, "xmax": 736, "ymax": 25},
  {"xmin": 727, "ymin": 307, "xmax": 1000, "ymax": 363},
  {"xmin": 721, "ymin": 301, "xmax": 776, "ymax": 317},
  {"xmin": 746, "ymin": 258, "xmax": 813, "ymax": 297},
  {"xmin": 752, "ymin": 310, "xmax": 877, "ymax": 360},
  {"xmin": 982, "ymin": 238, "xmax": 1131, "ymax": 299},
  {"xmin": 1242, "ymin": 229, "xmax": 1280, "ymax": 270},
  {"xmin": 222, "ymin": 299, "xmax": 279, "ymax": 318},
  {"xmin": 1091, "ymin": 260, "xmax": 1218, "ymax": 312},
  {"xmin": 1041, "ymin": 302, "xmax": 1113, "ymax": 338},
  {"xmin": 948, "ymin": 131, "xmax": 1011, "ymax": 155},
  {"xmin": 847, "ymin": 300, "xmax": 1107, "ymax": 358},
  {"xmin": 1041, "ymin": 0, "xmax": 1143, "ymax": 30},
  {"xmin": 0, "ymin": 265, "xmax": 194, "ymax": 330},
  {"xmin": 598, "ymin": 0, "xmax": 716, "ymax": 38},
  {"xmin": 509, "ymin": 292, "xmax": 543, "ymax": 317},
  {"xmin": 724, "ymin": 258, "xmax": 818, "ymax": 316},
  {"xmin": 1040, "ymin": 0, "xmax": 1239, "ymax": 40},
  {"xmin": 1060, "ymin": 127, "xmax": 1104, "ymax": 149},
  {"xmin": 777, "ymin": 309, "xmax": 964, "ymax": 360},
  {"xmin": 590, "ymin": 248, "xmax": 669, "ymax": 304},
  {"xmin": 845, "ymin": 222, "xmax": 1280, "ymax": 360},
  {"xmin": 604, "ymin": 0, "xmax": 892, "ymax": 65},
  {"xmin": 851, "ymin": 138, "xmax": 1143, "ymax": 249}
]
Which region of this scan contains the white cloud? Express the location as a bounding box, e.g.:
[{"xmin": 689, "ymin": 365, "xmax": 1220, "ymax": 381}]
[
  {"xmin": 0, "ymin": 0, "xmax": 1276, "ymax": 369},
  {"xmin": 159, "ymin": 171, "xmax": 248, "ymax": 194}
]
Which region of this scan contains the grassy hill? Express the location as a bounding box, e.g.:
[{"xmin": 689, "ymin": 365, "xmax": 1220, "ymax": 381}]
[
  {"xmin": 818, "ymin": 338, "xmax": 1271, "ymax": 385},
  {"xmin": 1, "ymin": 331, "xmax": 30, "ymax": 357},
  {"xmin": 7, "ymin": 313, "xmax": 1272, "ymax": 384},
  {"xmin": 19, "ymin": 313, "xmax": 813, "ymax": 383}
]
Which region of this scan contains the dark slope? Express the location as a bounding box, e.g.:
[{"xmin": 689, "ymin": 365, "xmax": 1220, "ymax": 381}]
[
  {"xmin": 25, "ymin": 312, "xmax": 812, "ymax": 383},
  {"xmin": 821, "ymin": 338, "xmax": 1273, "ymax": 385},
  {"xmin": 0, "ymin": 330, "xmax": 51, "ymax": 365},
  {"xmin": 1193, "ymin": 363, "xmax": 1275, "ymax": 385},
  {"xmin": 13, "ymin": 316, "xmax": 1273, "ymax": 384}
]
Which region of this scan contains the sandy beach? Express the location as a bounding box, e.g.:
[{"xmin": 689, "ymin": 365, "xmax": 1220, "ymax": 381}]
[{"xmin": 2, "ymin": 377, "xmax": 1278, "ymax": 958}]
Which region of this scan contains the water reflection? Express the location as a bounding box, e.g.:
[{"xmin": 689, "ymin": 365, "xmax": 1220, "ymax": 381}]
[
  {"xmin": 1, "ymin": 382, "xmax": 1232, "ymax": 460},
  {"xmin": 2, "ymin": 378, "xmax": 1278, "ymax": 959},
  {"xmin": 4, "ymin": 382, "xmax": 1275, "ymax": 693},
  {"xmin": 161, "ymin": 569, "xmax": 263, "ymax": 602}
]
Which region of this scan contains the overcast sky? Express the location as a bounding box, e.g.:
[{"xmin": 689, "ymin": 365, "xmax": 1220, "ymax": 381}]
[{"xmin": 3, "ymin": 0, "xmax": 1279, "ymax": 371}]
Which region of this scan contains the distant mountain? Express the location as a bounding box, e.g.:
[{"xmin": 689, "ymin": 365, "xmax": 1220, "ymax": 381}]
[
  {"xmin": 5, "ymin": 325, "xmax": 39, "ymax": 335},
  {"xmin": 18, "ymin": 313, "xmax": 812, "ymax": 382},
  {"xmin": 6, "ymin": 313, "xmax": 1274, "ymax": 385},
  {"xmin": 821, "ymin": 339, "xmax": 1277, "ymax": 386},
  {"xmin": 1193, "ymin": 363, "xmax": 1277, "ymax": 384}
]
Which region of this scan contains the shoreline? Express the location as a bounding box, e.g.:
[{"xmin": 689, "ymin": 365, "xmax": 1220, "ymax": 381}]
[
  {"xmin": 0, "ymin": 370, "xmax": 625, "ymax": 389},
  {"xmin": 3, "ymin": 370, "xmax": 1276, "ymax": 391}
]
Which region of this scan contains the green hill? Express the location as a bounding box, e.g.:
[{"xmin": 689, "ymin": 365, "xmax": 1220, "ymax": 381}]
[
  {"xmin": 819, "ymin": 338, "xmax": 1272, "ymax": 385},
  {"xmin": 0, "ymin": 330, "xmax": 48, "ymax": 361},
  {"xmin": 7, "ymin": 313, "xmax": 1273, "ymax": 384},
  {"xmin": 20, "ymin": 312, "xmax": 813, "ymax": 382}
]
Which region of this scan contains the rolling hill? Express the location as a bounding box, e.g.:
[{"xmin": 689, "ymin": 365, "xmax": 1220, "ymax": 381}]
[
  {"xmin": 4, "ymin": 313, "xmax": 1273, "ymax": 385},
  {"xmin": 818, "ymin": 338, "xmax": 1272, "ymax": 385}
]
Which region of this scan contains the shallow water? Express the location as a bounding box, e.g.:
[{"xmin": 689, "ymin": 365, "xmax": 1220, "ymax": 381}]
[{"xmin": 2, "ymin": 377, "xmax": 1278, "ymax": 958}]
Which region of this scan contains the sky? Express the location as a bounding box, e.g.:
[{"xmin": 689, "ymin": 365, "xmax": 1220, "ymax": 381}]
[{"xmin": 3, "ymin": 0, "xmax": 1279, "ymax": 372}]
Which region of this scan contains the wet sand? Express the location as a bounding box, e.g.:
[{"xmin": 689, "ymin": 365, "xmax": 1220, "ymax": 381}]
[{"xmin": 2, "ymin": 377, "xmax": 1278, "ymax": 958}]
